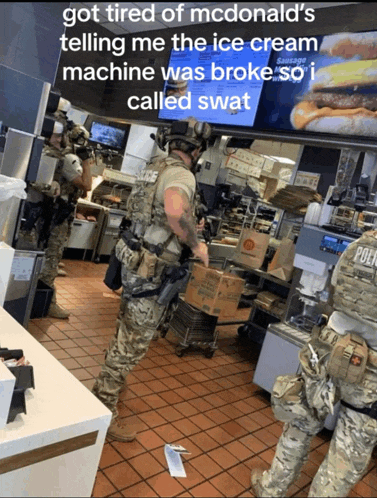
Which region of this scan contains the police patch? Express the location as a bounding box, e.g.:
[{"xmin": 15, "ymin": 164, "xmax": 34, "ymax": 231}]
[{"xmin": 137, "ymin": 170, "xmax": 159, "ymax": 183}]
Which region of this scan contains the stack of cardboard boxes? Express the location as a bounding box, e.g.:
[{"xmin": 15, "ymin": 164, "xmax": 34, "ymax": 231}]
[{"xmin": 184, "ymin": 264, "xmax": 245, "ymax": 320}]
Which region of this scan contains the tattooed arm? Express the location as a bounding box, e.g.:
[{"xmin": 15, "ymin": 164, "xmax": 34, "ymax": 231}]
[{"xmin": 164, "ymin": 187, "xmax": 209, "ymax": 267}]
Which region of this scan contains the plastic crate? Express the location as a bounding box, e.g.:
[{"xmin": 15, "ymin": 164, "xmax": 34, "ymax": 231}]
[{"xmin": 30, "ymin": 280, "xmax": 53, "ymax": 319}]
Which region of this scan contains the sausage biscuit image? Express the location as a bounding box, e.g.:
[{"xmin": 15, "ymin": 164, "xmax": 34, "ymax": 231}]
[{"xmin": 290, "ymin": 32, "xmax": 377, "ymax": 137}]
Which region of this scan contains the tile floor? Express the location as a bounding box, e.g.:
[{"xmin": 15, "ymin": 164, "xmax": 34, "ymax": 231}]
[{"xmin": 27, "ymin": 259, "xmax": 377, "ymax": 497}]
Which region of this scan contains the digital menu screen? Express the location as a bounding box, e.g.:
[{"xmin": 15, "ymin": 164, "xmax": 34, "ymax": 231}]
[
  {"xmin": 158, "ymin": 41, "xmax": 272, "ymax": 127},
  {"xmin": 159, "ymin": 30, "xmax": 377, "ymax": 140}
]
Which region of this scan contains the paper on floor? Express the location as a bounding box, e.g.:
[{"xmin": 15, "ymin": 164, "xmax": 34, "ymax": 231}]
[{"xmin": 164, "ymin": 444, "xmax": 191, "ymax": 478}]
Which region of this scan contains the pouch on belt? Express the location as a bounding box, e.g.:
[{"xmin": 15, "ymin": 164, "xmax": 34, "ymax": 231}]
[
  {"xmin": 137, "ymin": 249, "xmax": 158, "ymax": 279},
  {"xmin": 327, "ymin": 332, "xmax": 368, "ymax": 384},
  {"xmin": 271, "ymin": 374, "xmax": 307, "ymax": 423}
]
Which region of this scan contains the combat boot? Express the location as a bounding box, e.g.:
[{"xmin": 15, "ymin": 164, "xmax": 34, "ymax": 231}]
[
  {"xmin": 48, "ymin": 303, "xmax": 70, "ymax": 319},
  {"xmin": 107, "ymin": 418, "xmax": 137, "ymax": 442},
  {"xmin": 57, "ymin": 269, "xmax": 68, "ymax": 277}
]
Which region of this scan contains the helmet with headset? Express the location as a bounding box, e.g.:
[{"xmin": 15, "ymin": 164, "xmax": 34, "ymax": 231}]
[{"xmin": 152, "ymin": 117, "xmax": 212, "ymax": 154}]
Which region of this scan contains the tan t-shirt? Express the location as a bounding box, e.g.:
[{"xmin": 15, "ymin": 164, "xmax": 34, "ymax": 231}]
[{"xmin": 143, "ymin": 163, "xmax": 196, "ymax": 256}]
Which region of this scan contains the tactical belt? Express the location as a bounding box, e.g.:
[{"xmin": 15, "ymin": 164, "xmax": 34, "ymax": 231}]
[
  {"xmin": 122, "ymin": 230, "xmax": 179, "ymax": 263},
  {"xmin": 318, "ymin": 328, "xmax": 377, "ymax": 368},
  {"xmin": 341, "ymin": 400, "xmax": 377, "ymax": 420}
]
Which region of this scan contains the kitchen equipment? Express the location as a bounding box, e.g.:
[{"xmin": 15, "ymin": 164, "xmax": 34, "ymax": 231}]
[
  {"xmin": 95, "ymin": 208, "xmax": 126, "ymax": 260},
  {"xmin": 3, "ymin": 250, "xmax": 45, "ymax": 328}
]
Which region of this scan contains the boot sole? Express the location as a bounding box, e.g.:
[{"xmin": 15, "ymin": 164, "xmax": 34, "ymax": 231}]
[{"xmin": 106, "ymin": 432, "xmax": 137, "ymax": 443}]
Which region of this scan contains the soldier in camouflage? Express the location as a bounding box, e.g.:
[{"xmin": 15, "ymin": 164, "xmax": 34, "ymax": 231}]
[
  {"xmin": 38, "ymin": 123, "xmax": 93, "ymax": 319},
  {"xmin": 92, "ymin": 118, "xmax": 211, "ymax": 442},
  {"xmin": 251, "ymin": 230, "xmax": 377, "ymax": 497}
]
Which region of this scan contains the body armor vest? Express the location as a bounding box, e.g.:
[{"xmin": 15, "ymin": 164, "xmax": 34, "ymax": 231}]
[
  {"xmin": 126, "ymin": 154, "xmax": 190, "ymax": 236},
  {"xmin": 333, "ymin": 230, "xmax": 377, "ymax": 325}
]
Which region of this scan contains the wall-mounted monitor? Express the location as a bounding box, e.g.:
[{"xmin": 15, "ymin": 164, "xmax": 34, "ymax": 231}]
[
  {"xmin": 89, "ymin": 121, "xmax": 128, "ymax": 149},
  {"xmin": 158, "ymin": 41, "xmax": 272, "ymax": 128},
  {"xmin": 158, "ymin": 30, "xmax": 377, "ymax": 144}
]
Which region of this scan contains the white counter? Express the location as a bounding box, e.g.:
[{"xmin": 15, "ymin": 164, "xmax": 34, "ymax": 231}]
[{"xmin": 0, "ymin": 307, "xmax": 112, "ymax": 497}]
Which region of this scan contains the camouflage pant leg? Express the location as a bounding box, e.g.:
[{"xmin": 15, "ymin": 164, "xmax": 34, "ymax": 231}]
[
  {"xmin": 258, "ymin": 418, "xmax": 325, "ymax": 497},
  {"xmin": 39, "ymin": 218, "xmax": 69, "ymax": 295},
  {"xmin": 92, "ymin": 294, "xmax": 166, "ymax": 417},
  {"xmin": 309, "ymin": 365, "xmax": 377, "ymax": 498},
  {"xmin": 258, "ymin": 368, "xmax": 328, "ymax": 497},
  {"xmin": 309, "ymin": 405, "xmax": 377, "ymax": 497}
]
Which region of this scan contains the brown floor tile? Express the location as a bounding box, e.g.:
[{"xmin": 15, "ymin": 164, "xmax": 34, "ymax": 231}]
[
  {"xmin": 188, "ymin": 413, "xmax": 216, "ymax": 430},
  {"xmin": 190, "ymin": 454, "xmax": 223, "ymax": 479},
  {"xmin": 240, "ymin": 434, "xmax": 268, "ymax": 454},
  {"xmin": 206, "ymin": 426, "xmax": 234, "ymax": 445},
  {"xmin": 210, "ymin": 471, "xmax": 245, "ymax": 497},
  {"xmin": 143, "ymin": 394, "xmax": 169, "ymax": 410},
  {"xmin": 189, "ymin": 432, "xmax": 219, "ymax": 453},
  {"xmin": 70, "ymin": 368, "xmax": 93, "ymax": 381},
  {"xmin": 157, "ymin": 406, "xmax": 184, "ymax": 422},
  {"xmin": 137, "ymin": 429, "xmax": 165, "ymax": 451},
  {"xmin": 49, "ymin": 349, "xmax": 70, "ymax": 360},
  {"xmin": 138, "ymin": 411, "xmax": 167, "ymax": 428},
  {"xmin": 154, "ymin": 423, "xmax": 185, "ymax": 443},
  {"xmin": 92, "ymin": 471, "xmax": 116, "ymax": 497},
  {"xmin": 177, "ymin": 463, "xmax": 205, "ymax": 490},
  {"xmin": 174, "ymin": 401, "xmax": 200, "ymax": 418},
  {"xmin": 128, "ymin": 452, "xmax": 164, "ymax": 480},
  {"xmin": 99, "ymin": 444, "xmax": 123, "ymax": 469},
  {"xmin": 122, "ymin": 481, "xmax": 157, "ymax": 497},
  {"xmin": 190, "ymin": 481, "xmax": 223, "ymax": 497},
  {"xmin": 208, "ymin": 446, "xmax": 239, "ymax": 470},
  {"xmin": 28, "ymin": 260, "xmax": 377, "ymax": 498},
  {"xmin": 146, "ymin": 473, "xmax": 186, "ymax": 497},
  {"xmin": 111, "ymin": 440, "xmax": 146, "ymax": 460},
  {"xmin": 172, "ymin": 419, "xmax": 201, "ymax": 437},
  {"xmin": 205, "ymin": 408, "xmax": 231, "ymax": 424},
  {"xmin": 59, "ymin": 358, "xmax": 81, "ymax": 370},
  {"xmin": 103, "ymin": 461, "xmax": 141, "ymax": 490}
]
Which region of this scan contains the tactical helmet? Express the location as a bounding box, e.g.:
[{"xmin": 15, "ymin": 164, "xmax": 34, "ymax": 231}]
[
  {"xmin": 153, "ymin": 117, "xmax": 212, "ymax": 152},
  {"xmin": 68, "ymin": 124, "xmax": 90, "ymax": 146}
]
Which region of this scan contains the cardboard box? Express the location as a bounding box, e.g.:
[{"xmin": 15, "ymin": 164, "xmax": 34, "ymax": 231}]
[
  {"xmin": 260, "ymin": 175, "xmax": 279, "ymax": 201},
  {"xmin": 184, "ymin": 264, "xmax": 245, "ymax": 317}
]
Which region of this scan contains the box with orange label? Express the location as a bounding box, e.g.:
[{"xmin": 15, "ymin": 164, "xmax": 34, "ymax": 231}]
[
  {"xmin": 233, "ymin": 229, "xmax": 270, "ymax": 270},
  {"xmin": 184, "ymin": 264, "xmax": 245, "ymax": 317}
]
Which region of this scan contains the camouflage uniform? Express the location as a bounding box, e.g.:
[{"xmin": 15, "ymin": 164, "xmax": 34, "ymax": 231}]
[
  {"xmin": 92, "ymin": 154, "xmax": 196, "ymax": 417},
  {"xmin": 252, "ymin": 231, "xmax": 377, "ymax": 498},
  {"xmin": 38, "ymin": 152, "xmax": 83, "ymax": 298}
]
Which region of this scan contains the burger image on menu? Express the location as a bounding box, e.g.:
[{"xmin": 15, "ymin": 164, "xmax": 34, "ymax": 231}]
[{"xmin": 290, "ymin": 32, "xmax": 377, "ymax": 136}]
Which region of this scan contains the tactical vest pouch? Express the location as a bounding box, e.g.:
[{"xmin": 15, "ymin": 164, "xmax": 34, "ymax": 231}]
[
  {"xmin": 327, "ymin": 333, "xmax": 368, "ymax": 384},
  {"xmin": 137, "ymin": 249, "xmax": 158, "ymax": 279}
]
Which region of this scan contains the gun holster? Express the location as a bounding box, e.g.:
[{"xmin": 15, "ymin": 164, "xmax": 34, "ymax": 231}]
[
  {"xmin": 103, "ymin": 251, "xmax": 122, "ymax": 291},
  {"xmin": 51, "ymin": 198, "xmax": 75, "ymax": 228}
]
